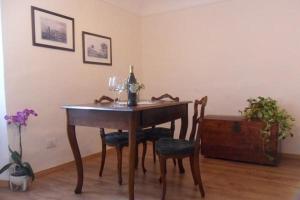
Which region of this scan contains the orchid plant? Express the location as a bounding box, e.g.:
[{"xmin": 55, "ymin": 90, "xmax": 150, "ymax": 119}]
[{"xmin": 0, "ymin": 109, "xmax": 37, "ymax": 180}]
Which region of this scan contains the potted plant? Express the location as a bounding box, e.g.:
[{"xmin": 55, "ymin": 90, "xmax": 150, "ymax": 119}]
[
  {"xmin": 0, "ymin": 109, "xmax": 37, "ymax": 191},
  {"xmin": 240, "ymin": 97, "xmax": 294, "ymax": 160},
  {"xmin": 136, "ymin": 82, "xmax": 145, "ymax": 101}
]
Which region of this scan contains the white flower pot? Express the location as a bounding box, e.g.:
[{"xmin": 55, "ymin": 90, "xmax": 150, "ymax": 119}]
[{"xmin": 9, "ymin": 175, "xmax": 30, "ymax": 192}]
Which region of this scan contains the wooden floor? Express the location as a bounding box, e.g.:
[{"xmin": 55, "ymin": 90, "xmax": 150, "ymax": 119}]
[{"xmin": 1, "ymin": 146, "xmax": 300, "ymax": 200}]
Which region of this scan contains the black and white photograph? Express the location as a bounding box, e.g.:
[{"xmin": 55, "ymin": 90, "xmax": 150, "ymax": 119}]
[
  {"xmin": 41, "ymin": 17, "xmax": 67, "ymax": 43},
  {"xmin": 82, "ymin": 31, "xmax": 112, "ymax": 65},
  {"xmin": 31, "ymin": 6, "xmax": 74, "ymax": 51}
]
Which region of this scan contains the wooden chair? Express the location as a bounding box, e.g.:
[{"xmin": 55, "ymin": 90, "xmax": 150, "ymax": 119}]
[
  {"xmin": 155, "ymin": 96, "xmax": 208, "ymax": 200},
  {"xmin": 141, "ymin": 94, "xmax": 178, "ymax": 171},
  {"xmin": 95, "ymin": 95, "xmax": 147, "ymax": 185}
]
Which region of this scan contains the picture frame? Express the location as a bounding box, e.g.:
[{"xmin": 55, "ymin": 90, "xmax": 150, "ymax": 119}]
[
  {"xmin": 82, "ymin": 31, "xmax": 112, "ymax": 66},
  {"xmin": 31, "ymin": 6, "xmax": 75, "ymax": 51}
]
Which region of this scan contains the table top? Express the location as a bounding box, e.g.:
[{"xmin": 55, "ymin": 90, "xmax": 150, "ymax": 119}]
[{"xmin": 62, "ymin": 100, "xmax": 191, "ymax": 112}]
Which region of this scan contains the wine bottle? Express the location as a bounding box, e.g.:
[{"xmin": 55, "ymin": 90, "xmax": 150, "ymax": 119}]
[{"xmin": 127, "ymin": 65, "xmax": 138, "ymax": 106}]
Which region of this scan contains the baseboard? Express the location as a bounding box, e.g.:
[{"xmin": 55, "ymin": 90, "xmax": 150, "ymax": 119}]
[
  {"xmin": 281, "ymin": 153, "xmax": 300, "ymax": 160},
  {"xmin": 35, "ymin": 152, "xmax": 103, "ymax": 178}
]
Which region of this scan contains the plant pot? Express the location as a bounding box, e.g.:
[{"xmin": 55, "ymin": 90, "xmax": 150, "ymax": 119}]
[
  {"xmin": 9, "ymin": 165, "xmax": 31, "ymax": 192},
  {"xmin": 9, "ymin": 174, "xmax": 30, "ymax": 191}
]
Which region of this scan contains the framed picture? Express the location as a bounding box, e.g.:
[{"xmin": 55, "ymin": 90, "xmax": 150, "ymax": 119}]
[
  {"xmin": 31, "ymin": 6, "xmax": 75, "ymax": 51},
  {"xmin": 82, "ymin": 31, "xmax": 112, "ymax": 65}
]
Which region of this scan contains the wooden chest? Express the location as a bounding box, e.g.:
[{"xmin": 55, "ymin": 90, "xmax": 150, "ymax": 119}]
[{"xmin": 201, "ymin": 115, "xmax": 280, "ymax": 165}]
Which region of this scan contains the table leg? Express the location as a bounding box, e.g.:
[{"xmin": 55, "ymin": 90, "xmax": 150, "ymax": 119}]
[
  {"xmin": 178, "ymin": 104, "xmax": 188, "ymax": 174},
  {"xmin": 128, "ymin": 113, "xmax": 138, "ymax": 200},
  {"xmin": 67, "ymin": 124, "xmax": 83, "ymax": 194},
  {"xmin": 179, "ymin": 104, "xmax": 188, "ymax": 139}
]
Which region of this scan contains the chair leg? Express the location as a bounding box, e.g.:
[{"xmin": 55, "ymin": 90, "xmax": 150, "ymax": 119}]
[
  {"xmin": 159, "ymin": 156, "xmax": 167, "ymax": 200},
  {"xmin": 189, "ymin": 156, "xmax": 198, "ymax": 185},
  {"xmin": 99, "ymin": 141, "xmax": 106, "ymax": 177},
  {"xmin": 152, "ymin": 141, "xmax": 156, "ymax": 163},
  {"xmin": 178, "ymin": 159, "xmax": 185, "ymax": 174},
  {"xmin": 135, "ymin": 144, "xmax": 139, "ymax": 169},
  {"xmin": 116, "ymin": 147, "xmax": 123, "ymax": 185},
  {"xmin": 194, "ymin": 154, "xmax": 205, "ymax": 197},
  {"xmin": 142, "ymin": 141, "xmax": 147, "ymax": 174}
]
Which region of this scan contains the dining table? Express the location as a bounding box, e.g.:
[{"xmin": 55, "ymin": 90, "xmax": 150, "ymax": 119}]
[{"xmin": 62, "ymin": 100, "xmax": 191, "ymax": 200}]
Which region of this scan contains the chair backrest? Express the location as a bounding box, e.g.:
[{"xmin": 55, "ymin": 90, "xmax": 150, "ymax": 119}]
[
  {"xmin": 95, "ymin": 95, "xmax": 114, "ymax": 104},
  {"xmin": 151, "ymin": 93, "xmax": 179, "ymax": 134},
  {"xmin": 189, "ymin": 96, "xmax": 208, "ymax": 149},
  {"xmin": 151, "ymin": 93, "xmax": 179, "ymax": 102}
]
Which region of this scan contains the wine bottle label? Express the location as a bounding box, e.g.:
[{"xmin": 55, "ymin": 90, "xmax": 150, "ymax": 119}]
[{"xmin": 129, "ymin": 83, "xmax": 139, "ymax": 93}]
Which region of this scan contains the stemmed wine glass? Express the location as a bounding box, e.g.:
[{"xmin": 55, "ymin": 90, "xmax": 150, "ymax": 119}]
[
  {"xmin": 108, "ymin": 76, "xmax": 118, "ymax": 103},
  {"xmin": 116, "ymin": 81, "xmax": 126, "ymax": 102},
  {"xmin": 108, "ymin": 76, "xmax": 126, "ymax": 104}
]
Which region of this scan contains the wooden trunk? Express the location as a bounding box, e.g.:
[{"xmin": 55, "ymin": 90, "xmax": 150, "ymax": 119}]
[{"xmin": 201, "ymin": 115, "xmax": 280, "ymax": 165}]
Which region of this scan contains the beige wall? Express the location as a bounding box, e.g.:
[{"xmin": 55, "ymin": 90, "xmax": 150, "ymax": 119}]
[
  {"xmin": 141, "ymin": 0, "xmax": 300, "ymax": 154},
  {"xmin": 2, "ymin": 0, "xmax": 141, "ymax": 173}
]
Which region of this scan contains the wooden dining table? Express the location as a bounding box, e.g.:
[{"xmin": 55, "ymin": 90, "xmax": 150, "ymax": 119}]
[{"xmin": 63, "ymin": 100, "xmax": 191, "ymax": 200}]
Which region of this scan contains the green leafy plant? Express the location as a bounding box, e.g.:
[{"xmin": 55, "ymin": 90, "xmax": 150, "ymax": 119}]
[
  {"xmin": 136, "ymin": 83, "xmax": 145, "ymax": 91},
  {"xmin": 240, "ymin": 97, "xmax": 294, "ymax": 159}
]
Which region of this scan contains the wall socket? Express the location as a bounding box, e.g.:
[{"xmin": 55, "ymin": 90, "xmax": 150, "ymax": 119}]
[{"xmin": 46, "ymin": 138, "xmax": 57, "ymax": 149}]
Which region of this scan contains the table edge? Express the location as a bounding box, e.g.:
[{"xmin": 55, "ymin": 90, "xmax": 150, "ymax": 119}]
[{"xmin": 62, "ymin": 101, "xmax": 192, "ymax": 112}]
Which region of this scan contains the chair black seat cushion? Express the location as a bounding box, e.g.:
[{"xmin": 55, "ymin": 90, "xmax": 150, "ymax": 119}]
[
  {"xmin": 144, "ymin": 127, "xmax": 172, "ymax": 141},
  {"xmin": 155, "ymin": 138, "xmax": 195, "ymax": 156},
  {"xmin": 104, "ymin": 131, "xmax": 146, "ymax": 148}
]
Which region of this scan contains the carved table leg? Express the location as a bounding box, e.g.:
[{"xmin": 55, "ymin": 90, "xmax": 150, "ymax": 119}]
[
  {"xmin": 178, "ymin": 104, "xmax": 188, "ymax": 174},
  {"xmin": 179, "ymin": 104, "xmax": 189, "ymax": 139},
  {"xmin": 67, "ymin": 124, "xmax": 83, "ymax": 194},
  {"xmin": 128, "ymin": 112, "xmax": 138, "ymax": 200}
]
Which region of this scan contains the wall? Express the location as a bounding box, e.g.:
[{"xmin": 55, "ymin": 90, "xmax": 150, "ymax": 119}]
[
  {"xmin": 141, "ymin": 0, "xmax": 300, "ymax": 154},
  {"xmin": 0, "ymin": 0, "xmax": 9, "ymax": 180},
  {"xmin": 2, "ymin": 0, "xmax": 141, "ymax": 174}
]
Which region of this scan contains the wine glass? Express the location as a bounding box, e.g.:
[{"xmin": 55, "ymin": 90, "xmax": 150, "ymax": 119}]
[
  {"xmin": 116, "ymin": 81, "xmax": 126, "ymax": 103},
  {"xmin": 108, "ymin": 76, "xmax": 117, "ymax": 102}
]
